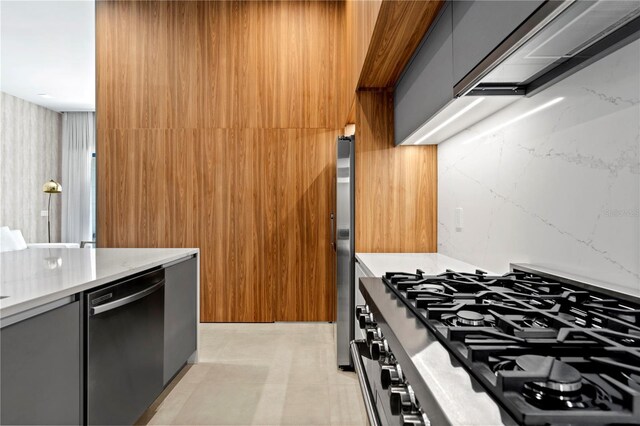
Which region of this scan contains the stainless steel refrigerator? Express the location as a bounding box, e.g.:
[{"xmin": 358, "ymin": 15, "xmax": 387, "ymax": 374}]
[{"xmin": 335, "ymin": 135, "xmax": 355, "ymax": 369}]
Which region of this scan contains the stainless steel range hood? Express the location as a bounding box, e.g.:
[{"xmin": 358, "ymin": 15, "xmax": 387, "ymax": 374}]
[{"xmin": 457, "ymin": 0, "xmax": 640, "ymax": 98}]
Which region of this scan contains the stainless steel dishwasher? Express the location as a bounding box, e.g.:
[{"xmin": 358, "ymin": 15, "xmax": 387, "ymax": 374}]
[{"xmin": 86, "ymin": 268, "xmax": 165, "ymax": 425}]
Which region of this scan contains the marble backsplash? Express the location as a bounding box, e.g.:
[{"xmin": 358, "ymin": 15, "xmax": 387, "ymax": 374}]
[{"xmin": 438, "ymin": 39, "xmax": 640, "ymax": 293}]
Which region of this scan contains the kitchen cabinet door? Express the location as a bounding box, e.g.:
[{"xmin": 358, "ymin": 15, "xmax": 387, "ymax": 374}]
[
  {"xmin": 452, "ymin": 0, "xmax": 544, "ymax": 85},
  {"xmin": 0, "ymin": 300, "xmax": 81, "ymax": 425},
  {"xmin": 394, "ymin": 3, "xmax": 453, "ymax": 145},
  {"xmin": 164, "ymin": 256, "xmax": 198, "ymax": 385}
]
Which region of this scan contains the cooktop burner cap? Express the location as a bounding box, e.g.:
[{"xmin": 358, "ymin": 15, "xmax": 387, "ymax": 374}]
[
  {"xmin": 413, "ymin": 283, "xmax": 445, "ymax": 292},
  {"xmin": 516, "ymin": 355, "xmax": 583, "ymax": 392},
  {"xmin": 456, "ymin": 310, "xmax": 485, "ymax": 326}
]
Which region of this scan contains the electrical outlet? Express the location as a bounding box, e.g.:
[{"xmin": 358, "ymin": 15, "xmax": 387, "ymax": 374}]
[
  {"xmin": 455, "ymin": 207, "xmax": 463, "ymax": 231},
  {"xmin": 40, "ymin": 210, "xmax": 48, "ymax": 217}
]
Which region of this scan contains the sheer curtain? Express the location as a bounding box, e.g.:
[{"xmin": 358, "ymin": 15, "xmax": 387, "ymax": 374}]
[{"xmin": 61, "ymin": 112, "xmax": 95, "ymax": 243}]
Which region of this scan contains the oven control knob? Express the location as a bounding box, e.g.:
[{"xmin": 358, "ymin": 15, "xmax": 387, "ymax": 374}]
[
  {"xmin": 355, "ymin": 305, "xmax": 369, "ymax": 317},
  {"xmin": 358, "ymin": 312, "xmax": 375, "ymax": 329},
  {"xmin": 366, "ymin": 327, "xmax": 383, "ymax": 345},
  {"xmin": 389, "ymin": 385, "xmax": 417, "ymax": 415},
  {"xmin": 400, "ymin": 412, "xmax": 427, "ymax": 426},
  {"xmin": 370, "ymin": 339, "xmax": 389, "ymax": 361},
  {"xmin": 381, "ymin": 363, "xmax": 403, "ymax": 389}
]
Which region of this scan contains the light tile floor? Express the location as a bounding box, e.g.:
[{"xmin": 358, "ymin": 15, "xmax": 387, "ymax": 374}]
[{"xmin": 141, "ymin": 323, "xmax": 367, "ymax": 426}]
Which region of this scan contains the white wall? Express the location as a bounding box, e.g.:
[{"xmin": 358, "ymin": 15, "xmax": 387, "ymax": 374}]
[
  {"xmin": 0, "ymin": 92, "xmax": 62, "ymax": 242},
  {"xmin": 438, "ymin": 39, "xmax": 640, "ymax": 293}
]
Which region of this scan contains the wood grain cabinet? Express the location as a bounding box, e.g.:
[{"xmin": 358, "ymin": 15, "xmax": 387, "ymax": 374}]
[
  {"xmin": 0, "ymin": 300, "xmax": 81, "ymax": 425},
  {"xmin": 451, "ymin": 0, "xmax": 544, "ymax": 85}
]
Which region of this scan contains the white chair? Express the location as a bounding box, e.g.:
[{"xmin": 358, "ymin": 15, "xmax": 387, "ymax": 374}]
[{"xmin": 0, "ymin": 226, "xmax": 80, "ymax": 252}]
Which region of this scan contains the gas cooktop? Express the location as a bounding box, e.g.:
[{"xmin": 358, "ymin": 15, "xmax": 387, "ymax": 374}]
[{"xmin": 382, "ymin": 269, "xmax": 640, "ymax": 425}]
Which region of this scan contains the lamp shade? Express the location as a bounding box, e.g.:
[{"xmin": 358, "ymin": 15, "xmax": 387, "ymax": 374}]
[{"xmin": 42, "ymin": 180, "xmax": 62, "ymax": 193}]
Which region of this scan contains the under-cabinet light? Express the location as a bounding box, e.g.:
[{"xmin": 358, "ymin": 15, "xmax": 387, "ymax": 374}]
[
  {"xmin": 413, "ymin": 97, "xmax": 485, "ymax": 145},
  {"xmin": 462, "ymin": 97, "xmax": 564, "ymax": 145}
]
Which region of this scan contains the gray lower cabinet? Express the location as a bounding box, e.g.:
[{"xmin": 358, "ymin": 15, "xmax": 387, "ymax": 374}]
[
  {"xmin": 0, "ymin": 300, "xmax": 81, "ymax": 425},
  {"xmin": 451, "ymin": 0, "xmax": 544, "ymax": 86},
  {"xmin": 394, "ymin": 2, "xmax": 453, "ymax": 145},
  {"xmin": 163, "ymin": 256, "xmax": 198, "ymax": 385}
]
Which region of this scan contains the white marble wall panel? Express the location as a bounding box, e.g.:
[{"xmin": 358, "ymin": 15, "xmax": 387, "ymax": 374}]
[
  {"xmin": 438, "ymin": 39, "xmax": 640, "ymax": 293},
  {"xmin": 0, "ymin": 92, "xmax": 62, "ymax": 243}
]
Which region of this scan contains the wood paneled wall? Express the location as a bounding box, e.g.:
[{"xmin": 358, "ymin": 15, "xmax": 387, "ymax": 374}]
[
  {"xmin": 97, "ymin": 1, "xmax": 344, "ymax": 322},
  {"xmin": 355, "ymin": 91, "xmax": 437, "ymax": 252},
  {"xmin": 345, "ymin": 1, "xmax": 440, "ymax": 254},
  {"xmin": 98, "ymin": 1, "xmax": 348, "ymax": 129}
]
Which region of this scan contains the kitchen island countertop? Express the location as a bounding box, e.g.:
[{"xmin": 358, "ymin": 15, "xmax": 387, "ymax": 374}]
[{"xmin": 0, "ymin": 248, "xmax": 198, "ymax": 319}]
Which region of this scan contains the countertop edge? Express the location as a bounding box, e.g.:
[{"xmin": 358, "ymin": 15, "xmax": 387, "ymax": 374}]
[
  {"xmin": 355, "ymin": 252, "xmax": 495, "ymax": 277},
  {"xmin": 354, "ymin": 253, "xmax": 375, "ymax": 277},
  {"xmin": 0, "ymin": 249, "xmax": 198, "ymax": 320}
]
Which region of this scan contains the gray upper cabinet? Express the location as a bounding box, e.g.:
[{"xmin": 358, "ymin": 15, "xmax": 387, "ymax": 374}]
[
  {"xmin": 164, "ymin": 256, "xmax": 198, "ymax": 385},
  {"xmin": 451, "ymin": 0, "xmax": 544, "ymax": 86},
  {"xmin": 0, "ymin": 300, "xmax": 81, "ymax": 425},
  {"xmin": 394, "ymin": 3, "xmax": 453, "ymax": 145},
  {"xmin": 394, "ymin": 0, "xmax": 545, "ymax": 145}
]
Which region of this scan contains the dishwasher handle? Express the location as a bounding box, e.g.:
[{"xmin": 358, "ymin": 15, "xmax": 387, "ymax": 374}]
[{"xmin": 90, "ymin": 280, "xmax": 165, "ymax": 316}]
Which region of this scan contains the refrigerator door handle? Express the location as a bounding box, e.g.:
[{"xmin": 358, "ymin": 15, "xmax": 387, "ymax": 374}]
[{"xmin": 330, "ymin": 213, "xmax": 336, "ymax": 251}]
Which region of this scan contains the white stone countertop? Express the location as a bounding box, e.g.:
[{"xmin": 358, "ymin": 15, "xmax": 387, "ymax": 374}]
[
  {"xmin": 0, "ymin": 248, "xmax": 198, "ymax": 319},
  {"xmin": 355, "ymin": 252, "xmax": 497, "ymax": 277}
]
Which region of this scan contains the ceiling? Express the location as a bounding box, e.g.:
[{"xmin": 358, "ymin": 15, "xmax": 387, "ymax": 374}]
[{"xmin": 0, "ymin": 0, "xmax": 95, "ymax": 112}]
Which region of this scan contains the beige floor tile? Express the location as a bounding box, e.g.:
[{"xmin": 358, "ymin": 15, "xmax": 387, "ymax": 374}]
[
  {"xmin": 204, "ymin": 333, "xmax": 288, "ymax": 363},
  {"xmin": 172, "ymin": 382, "xmax": 277, "ymax": 425},
  {"xmin": 328, "ymin": 368, "xmax": 359, "ymax": 386},
  {"xmin": 201, "ymin": 362, "xmax": 273, "ymax": 384},
  {"xmin": 266, "ymin": 352, "xmax": 330, "ymax": 385},
  {"xmin": 146, "ymin": 385, "xmax": 197, "ymax": 425},
  {"xmin": 178, "ymin": 364, "xmax": 214, "ymax": 385},
  {"xmin": 144, "ymin": 323, "xmax": 367, "ymax": 426},
  {"xmin": 250, "ymin": 384, "xmax": 287, "ymax": 425},
  {"xmin": 329, "ymin": 384, "xmax": 367, "ymax": 426},
  {"xmin": 278, "ymin": 384, "xmax": 332, "ymax": 425}
]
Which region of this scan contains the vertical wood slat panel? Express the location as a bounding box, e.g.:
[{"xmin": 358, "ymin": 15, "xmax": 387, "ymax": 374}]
[
  {"xmin": 355, "ymin": 91, "xmax": 437, "ymax": 253},
  {"xmin": 97, "ymin": 128, "xmax": 281, "ymax": 322},
  {"xmin": 97, "ymin": 2, "xmax": 344, "ymax": 321},
  {"xmin": 96, "ymin": 1, "xmax": 344, "ymax": 322},
  {"xmin": 276, "ymin": 129, "xmax": 337, "ymax": 321},
  {"xmin": 98, "ymin": 1, "xmax": 348, "ymax": 131},
  {"xmin": 97, "ymin": 1, "xmax": 438, "ymax": 322}
]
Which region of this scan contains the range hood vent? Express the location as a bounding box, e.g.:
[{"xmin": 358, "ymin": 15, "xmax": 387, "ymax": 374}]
[{"xmin": 457, "ymin": 0, "xmax": 640, "ymax": 98}]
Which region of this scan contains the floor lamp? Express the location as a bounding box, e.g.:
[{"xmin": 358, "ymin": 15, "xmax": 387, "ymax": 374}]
[{"xmin": 42, "ymin": 180, "xmax": 62, "ymax": 243}]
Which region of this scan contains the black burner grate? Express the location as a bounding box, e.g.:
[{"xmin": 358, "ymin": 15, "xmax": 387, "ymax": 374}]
[{"xmin": 382, "ymin": 269, "xmax": 640, "ymax": 425}]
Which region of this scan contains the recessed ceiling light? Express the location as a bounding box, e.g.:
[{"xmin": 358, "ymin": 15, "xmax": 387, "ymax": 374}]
[{"xmin": 37, "ymin": 93, "xmax": 53, "ymax": 99}]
